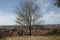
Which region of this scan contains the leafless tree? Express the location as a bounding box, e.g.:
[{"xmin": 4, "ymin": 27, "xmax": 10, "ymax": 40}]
[{"xmin": 15, "ymin": 0, "xmax": 43, "ymax": 35}]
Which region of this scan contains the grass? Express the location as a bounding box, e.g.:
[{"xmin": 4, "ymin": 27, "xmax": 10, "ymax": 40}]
[
  {"xmin": 5, "ymin": 36, "xmax": 60, "ymax": 40},
  {"xmin": 0, "ymin": 36, "xmax": 60, "ymax": 40},
  {"xmin": 0, "ymin": 38, "xmax": 6, "ymax": 40},
  {"xmin": 48, "ymin": 36, "xmax": 60, "ymax": 40}
]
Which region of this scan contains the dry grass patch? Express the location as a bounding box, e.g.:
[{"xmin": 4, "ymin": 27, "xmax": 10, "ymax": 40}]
[
  {"xmin": 6, "ymin": 36, "xmax": 50, "ymax": 40},
  {"xmin": 5, "ymin": 36, "xmax": 60, "ymax": 40}
]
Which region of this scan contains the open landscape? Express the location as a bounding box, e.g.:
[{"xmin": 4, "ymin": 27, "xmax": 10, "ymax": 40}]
[
  {"xmin": 0, "ymin": 0, "xmax": 60, "ymax": 40},
  {"xmin": 0, "ymin": 36, "xmax": 60, "ymax": 40},
  {"xmin": 0, "ymin": 25, "xmax": 60, "ymax": 40}
]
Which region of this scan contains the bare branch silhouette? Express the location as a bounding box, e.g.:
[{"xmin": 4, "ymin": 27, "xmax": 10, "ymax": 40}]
[{"xmin": 15, "ymin": 0, "xmax": 43, "ymax": 35}]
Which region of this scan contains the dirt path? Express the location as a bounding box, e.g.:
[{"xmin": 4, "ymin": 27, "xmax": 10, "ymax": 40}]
[{"xmin": 6, "ymin": 36, "xmax": 51, "ymax": 40}]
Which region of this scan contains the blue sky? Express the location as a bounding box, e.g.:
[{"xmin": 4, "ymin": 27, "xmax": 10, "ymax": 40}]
[{"xmin": 0, "ymin": 0, "xmax": 60, "ymax": 25}]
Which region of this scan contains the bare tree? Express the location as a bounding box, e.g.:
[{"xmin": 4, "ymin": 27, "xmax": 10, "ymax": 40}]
[{"xmin": 15, "ymin": 0, "xmax": 43, "ymax": 35}]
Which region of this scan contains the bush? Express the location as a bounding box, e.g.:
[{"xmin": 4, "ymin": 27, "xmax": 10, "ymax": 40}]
[{"xmin": 45, "ymin": 28, "xmax": 60, "ymax": 36}]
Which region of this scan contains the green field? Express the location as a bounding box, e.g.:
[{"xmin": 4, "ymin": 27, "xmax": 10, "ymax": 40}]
[
  {"xmin": 0, "ymin": 38, "xmax": 6, "ymax": 40},
  {"xmin": 48, "ymin": 36, "xmax": 60, "ymax": 40}
]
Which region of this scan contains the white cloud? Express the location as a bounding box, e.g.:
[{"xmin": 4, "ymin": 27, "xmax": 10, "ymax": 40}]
[
  {"xmin": 0, "ymin": 16, "xmax": 8, "ymax": 25},
  {"xmin": 0, "ymin": 11, "xmax": 16, "ymax": 25},
  {"xmin": 44, "ymin": 2, "xmax": 50, "ymax": 8},
  {"xmin": 48, "ymin": 11, "xmax": 60, "ymax": 18},
  {"xmin": 38, "ymin": 0, "xmax": 51, "ymax": 14},
  {"xmin": 39, "ymin": 0, "xmax": 51, "ymax": 7},
  {"xmin": 43, "ymin": 11, "xmax": 60, "ymax": 24},
  {"xmin": 37, "ymin": 0, "xmax": 60, "ymax": 24}
]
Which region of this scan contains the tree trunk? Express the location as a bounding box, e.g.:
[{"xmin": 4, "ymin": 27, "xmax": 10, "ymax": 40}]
[
  {"xmin": 29, "ymin": 25, "xmax": 31, "ymax": 36},
  {"xmin": 28, "ymin": 23, "xmax": 32, "ymax": 36}
]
